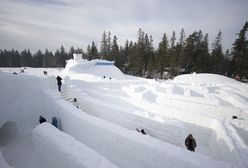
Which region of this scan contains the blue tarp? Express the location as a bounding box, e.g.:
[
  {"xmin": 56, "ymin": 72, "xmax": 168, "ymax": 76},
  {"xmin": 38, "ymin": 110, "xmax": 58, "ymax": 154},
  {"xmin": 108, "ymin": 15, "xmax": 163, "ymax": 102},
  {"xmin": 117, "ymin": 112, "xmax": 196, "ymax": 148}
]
[{"xmin": 95, "ymin": 62, "xmax": 114, "ymax": 66}]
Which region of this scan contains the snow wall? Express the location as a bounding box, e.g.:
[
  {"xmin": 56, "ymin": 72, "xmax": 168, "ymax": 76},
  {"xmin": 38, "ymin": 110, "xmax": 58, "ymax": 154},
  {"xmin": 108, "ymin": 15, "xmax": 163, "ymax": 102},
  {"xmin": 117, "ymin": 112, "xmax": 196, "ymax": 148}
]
[
  {"xmin": 0, "ymin": 73, "xmax": 57, "ymax": 132},
  {"xmin": 43, "ymin": 91, "xmax": 231, "ymax": 168},
  {"xmin": 0, "ymin": 150, "xmax": 13, "ymax": 168},
  {"xmin": 32, "ymin": 123, "xmax": 117, "ymax": 168}
]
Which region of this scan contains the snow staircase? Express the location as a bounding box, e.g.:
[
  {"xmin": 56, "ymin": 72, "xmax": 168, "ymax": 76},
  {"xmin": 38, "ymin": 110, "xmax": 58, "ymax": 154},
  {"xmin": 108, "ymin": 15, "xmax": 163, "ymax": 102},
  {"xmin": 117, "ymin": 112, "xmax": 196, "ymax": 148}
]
[{"xmin": 60, "ymin": 90, "xmax": 84, "ymax": 111}]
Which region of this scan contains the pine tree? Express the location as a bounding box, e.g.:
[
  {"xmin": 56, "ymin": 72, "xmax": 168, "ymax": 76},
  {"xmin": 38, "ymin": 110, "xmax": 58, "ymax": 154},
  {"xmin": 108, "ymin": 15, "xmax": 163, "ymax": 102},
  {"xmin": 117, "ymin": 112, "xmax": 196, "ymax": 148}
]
[
  {"xmin": 111, "ymin": 35, "xmax": 120, "ymax": 67},
  {"xmin": 169, "ymin": 31, "xmax": 177, "ymax": 76},
  {"xmin": 231, "ymin": 22, "xmax": 248, "ymax": 77},
  {"xmin": 184, "ymin": 32, "xmax": 198, "ymax": 73},
  {"xmin": 100, "ymin": 31, "xmax": 108, "ymax": 60},
  {"xmin": 107, "ymin": 31, "xmax": 112, "ymax": 60},
  {"xmin": 69, "ymin": 46, "xmax": 75, "ymax": 60},
  {"xmin": 21, "ymin": 49, "xmax": 32, "ymax": 67},
  {"xmin": 87, "ymin": 41, "xmax": 99, "ymax": 60},
  {"xmin": 211, "ymin": 31, "xmax": 224, "ymax": 74},
  {"xmin": 32, "ymin": 50, "xmax": 43, "ymax": 67},
  {"xmin": 157, "ymin": 33, "xmax": 169, "ymax": 78}
]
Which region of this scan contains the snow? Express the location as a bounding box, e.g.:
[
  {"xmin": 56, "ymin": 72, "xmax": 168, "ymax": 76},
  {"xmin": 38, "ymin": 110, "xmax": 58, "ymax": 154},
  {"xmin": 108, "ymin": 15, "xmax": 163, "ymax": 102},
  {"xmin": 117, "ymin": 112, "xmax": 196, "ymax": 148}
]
[
  {"xmin": 1, "ymin": 59, "xmax": 248, "ymax": 168},
  {"xmin": 32, "ymin": 123, "xmax": 118, "ymax": 168}
]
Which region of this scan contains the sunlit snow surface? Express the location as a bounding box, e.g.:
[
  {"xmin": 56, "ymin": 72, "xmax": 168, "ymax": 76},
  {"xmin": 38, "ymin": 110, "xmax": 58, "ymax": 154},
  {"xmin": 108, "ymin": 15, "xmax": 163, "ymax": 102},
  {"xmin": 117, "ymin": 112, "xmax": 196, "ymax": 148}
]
[{"xmin": 0, "ymin": 59, "xmax": 248, "ymax": 168}]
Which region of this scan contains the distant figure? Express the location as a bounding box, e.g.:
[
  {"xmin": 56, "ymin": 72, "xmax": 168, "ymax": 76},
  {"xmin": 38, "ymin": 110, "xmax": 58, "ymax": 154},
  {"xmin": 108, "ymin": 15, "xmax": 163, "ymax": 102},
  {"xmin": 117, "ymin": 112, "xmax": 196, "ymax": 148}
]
[
  {"xmin": 56, "ymin": 75, "xmax": 62, "ymax": 92},
  {"xmin": 136, "ymin": 128, "xmax": 146, "ymax": 135},
  {"xmin": 103, "ymin": 76, "xmax": 106, "ymax": 79},
  {"xmin": 13, "ymin": 72, "xmax": 17, "ymax": 75},
  {"xmin": 20, "ymin": 69, "xmax": 24, "ymax": 73},
  {"xmin": 73, "ymin": 98, "xmax": 77, "ymax": 102},
  {"xmin": 43, "ymin": 71, "xmax": 47, "ymax": 75},
  {"xmin": 39, "ymin": 116, "xmax": 46, "ymax": 124},
  {"xmin": 232, "ymin": 116, "xmax": 238, "ymax": 119},
  {"xmin": 73, "ymin": 98, "xmax": 79, "ymax": 108},
  {"xmin": 185, "ymin": 134, "xmax": 197, "ymax": 152},
  {"xmin": 52, "ymin": 117, "xmax": 58, "ymax": 128},
  {"xmin": 141, "ymin": 129, "xmax": 146, "ymax": 135},
  {"xmin": 109, "ymin": 77, "xmax": 112, "ymax": 80}
]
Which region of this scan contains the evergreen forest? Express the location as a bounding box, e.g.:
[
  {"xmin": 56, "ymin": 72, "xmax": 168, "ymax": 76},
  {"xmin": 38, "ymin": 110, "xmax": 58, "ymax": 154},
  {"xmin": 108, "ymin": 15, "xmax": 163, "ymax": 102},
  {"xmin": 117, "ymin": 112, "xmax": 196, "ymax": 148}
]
[{"xmin": 0, "ymin": 22, "xmax": 247, "ymax": 79}]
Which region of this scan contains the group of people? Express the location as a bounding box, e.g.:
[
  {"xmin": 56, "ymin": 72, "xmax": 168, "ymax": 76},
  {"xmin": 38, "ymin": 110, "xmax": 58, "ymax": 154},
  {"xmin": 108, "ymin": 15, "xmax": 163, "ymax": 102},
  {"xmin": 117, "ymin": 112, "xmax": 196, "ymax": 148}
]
[
  {"xmin": 39, "ymin": 116, "xmax": 59, "ymax": 129},
  {"xmin": 103, "ymin": 76, "xmax": 112, "ymax": 80}
]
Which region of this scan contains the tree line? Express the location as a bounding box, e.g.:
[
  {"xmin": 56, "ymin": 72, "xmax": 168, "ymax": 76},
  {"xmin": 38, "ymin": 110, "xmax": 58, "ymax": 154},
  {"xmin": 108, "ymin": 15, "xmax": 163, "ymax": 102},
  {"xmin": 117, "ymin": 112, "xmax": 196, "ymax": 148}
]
[{"xmin": 0, "ymin": 22, "xmax": 247, "ymax": 79}]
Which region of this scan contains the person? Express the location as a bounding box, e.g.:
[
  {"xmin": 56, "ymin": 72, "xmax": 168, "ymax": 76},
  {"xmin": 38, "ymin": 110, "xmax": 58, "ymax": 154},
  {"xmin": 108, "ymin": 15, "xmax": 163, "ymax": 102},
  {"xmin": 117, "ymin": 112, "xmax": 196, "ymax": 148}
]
[
  {"xmin": 136, "ymin": 128, "xmax": 146, "ymax": 135},
  {"xmin": 39, "ymin": 116, "xmax": 46, "ymax": 124},
  {"xmin": 140, "ymin": 129, "xmax": 146, "ymax": 135},
  {"xmin": 52, "ymin": 117, "xmax": 58, "ymax": 128},
  {"xmin": 73, "ymin": 98, "xmax": 79, "ymax": 108},
  {"xmin": 56, "ymin": 75, "xmax": 62, "ymax": 92},
  {"xmin": 185, "ymin": 134, "xmax": 197, "ymax": 152}
]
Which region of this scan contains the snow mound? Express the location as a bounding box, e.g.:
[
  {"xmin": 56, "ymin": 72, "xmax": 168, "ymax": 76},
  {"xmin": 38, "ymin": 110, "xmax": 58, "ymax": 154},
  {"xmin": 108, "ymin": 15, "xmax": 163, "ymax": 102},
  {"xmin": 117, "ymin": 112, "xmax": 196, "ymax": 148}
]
[
  {"xmin": 63, "ymin": 59, "xmax": 125, "ymax": 80},
  {"xmin": 174, "ymin": 73, "xmax": 240, "ymax": 86},
  {"xmin": 32, "ymin": 123, "xmax": 118, "ymax": 168}
]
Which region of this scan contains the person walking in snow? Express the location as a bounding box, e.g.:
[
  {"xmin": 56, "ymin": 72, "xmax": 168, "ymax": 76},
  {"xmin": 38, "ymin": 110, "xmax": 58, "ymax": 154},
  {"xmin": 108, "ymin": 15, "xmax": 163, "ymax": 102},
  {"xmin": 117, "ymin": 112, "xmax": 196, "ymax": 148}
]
[
  {"xmin": 39, "ymin": 116, "xmax": 46, "ymax": 124},
  {"xmin": 185, "ymin": 134, "xmax": 197, "ymax": 152},
  {"xmin": 56, "ymin": 75, "xmax": 62, "ymax": 92}
]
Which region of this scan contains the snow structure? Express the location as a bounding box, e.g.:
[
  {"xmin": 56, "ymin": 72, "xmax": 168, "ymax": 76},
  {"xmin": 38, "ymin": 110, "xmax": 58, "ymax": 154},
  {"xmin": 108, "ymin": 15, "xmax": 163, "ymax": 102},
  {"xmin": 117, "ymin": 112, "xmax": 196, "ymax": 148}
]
[
  {"xmin": 0, "ymin": 59, "xmax": 248, "ymax": 168},
  {"xmin": 73, "ymin": 53, "xmax": 82, "ymax": 60}
]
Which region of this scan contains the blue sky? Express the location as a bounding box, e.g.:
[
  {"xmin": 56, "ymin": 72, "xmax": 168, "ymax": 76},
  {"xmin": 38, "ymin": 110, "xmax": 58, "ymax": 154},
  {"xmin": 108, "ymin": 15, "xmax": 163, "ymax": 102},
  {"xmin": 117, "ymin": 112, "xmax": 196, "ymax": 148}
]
[{"xmin": 0, "ymin": 0, "xmax": 247, "ymax": 53}]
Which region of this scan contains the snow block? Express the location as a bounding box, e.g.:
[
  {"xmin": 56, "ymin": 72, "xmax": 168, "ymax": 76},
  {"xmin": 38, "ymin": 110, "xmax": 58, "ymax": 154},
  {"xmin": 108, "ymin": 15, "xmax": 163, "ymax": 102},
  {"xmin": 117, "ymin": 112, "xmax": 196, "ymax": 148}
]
[{"xmin": 32, "ymin": 123, "xmax": 118, "ymax": 168}]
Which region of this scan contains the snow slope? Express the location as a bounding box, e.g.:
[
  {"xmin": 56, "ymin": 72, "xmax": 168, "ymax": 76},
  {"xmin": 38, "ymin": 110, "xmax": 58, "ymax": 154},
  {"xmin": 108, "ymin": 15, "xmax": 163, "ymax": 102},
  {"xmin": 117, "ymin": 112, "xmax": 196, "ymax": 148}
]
[{"xmin": 1, "ymin": 59, "xmax": 248, "ymax": 168}]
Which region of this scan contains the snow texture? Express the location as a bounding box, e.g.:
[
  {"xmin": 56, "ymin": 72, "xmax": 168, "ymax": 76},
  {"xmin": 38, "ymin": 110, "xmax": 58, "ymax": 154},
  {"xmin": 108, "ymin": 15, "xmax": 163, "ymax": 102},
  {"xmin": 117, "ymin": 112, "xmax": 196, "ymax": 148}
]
[
  {"xmin": 0, "ymin": 59, "xmax": 248, "ymax": 168},
  {"xmin": 32, "ymin": 123, "xmax": 118, "ymax": 168}
]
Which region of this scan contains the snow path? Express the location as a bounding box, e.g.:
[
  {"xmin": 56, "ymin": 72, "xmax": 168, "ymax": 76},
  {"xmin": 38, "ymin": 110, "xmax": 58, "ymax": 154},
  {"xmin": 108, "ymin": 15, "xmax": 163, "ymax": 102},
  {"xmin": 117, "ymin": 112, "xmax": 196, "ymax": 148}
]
[{"xmin": 0, "ymin": 131, "xmax": 37, "ymax": 168}]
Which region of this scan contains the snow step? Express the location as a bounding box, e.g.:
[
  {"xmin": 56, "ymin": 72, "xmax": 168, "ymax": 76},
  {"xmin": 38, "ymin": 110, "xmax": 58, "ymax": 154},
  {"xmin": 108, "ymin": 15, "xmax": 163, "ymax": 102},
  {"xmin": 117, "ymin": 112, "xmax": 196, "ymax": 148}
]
[{"xmin": 65, "ymin": 98, "xmax": 72, "ymax": 101}]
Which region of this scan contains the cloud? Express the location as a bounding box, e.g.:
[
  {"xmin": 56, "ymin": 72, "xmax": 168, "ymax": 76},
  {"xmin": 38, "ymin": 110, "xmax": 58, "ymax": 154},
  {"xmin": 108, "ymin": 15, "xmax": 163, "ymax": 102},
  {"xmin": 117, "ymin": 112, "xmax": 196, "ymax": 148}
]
[{"xmin": 0, "ymin": 0, "xmax": 247, "ymax": 53}]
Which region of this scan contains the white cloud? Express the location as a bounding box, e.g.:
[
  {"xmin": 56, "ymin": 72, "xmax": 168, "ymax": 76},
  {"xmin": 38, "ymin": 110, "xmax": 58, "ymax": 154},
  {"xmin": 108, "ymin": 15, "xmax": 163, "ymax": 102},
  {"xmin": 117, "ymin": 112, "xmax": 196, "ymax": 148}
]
[{"xmin": 0, "ymin": 0, "xmax": 247, "ymax": 52}]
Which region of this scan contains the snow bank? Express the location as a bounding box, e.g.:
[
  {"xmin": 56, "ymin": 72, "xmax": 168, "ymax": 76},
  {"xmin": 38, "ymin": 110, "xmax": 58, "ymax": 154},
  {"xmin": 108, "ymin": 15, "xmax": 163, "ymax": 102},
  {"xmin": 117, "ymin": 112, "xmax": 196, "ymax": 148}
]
[
  {"xmin": 0, "ymin": 150, "xmax": 13, "ymax": 168},
  {"xmin": 209, "ymin": 119, "xmax": 248, "ymax": 168},
  {"xmin": 32, "ymin": 123, "xmax": 118, "ymax": 168},
  {"xmin": 174, "ymin": 73, "xmax": 240, "ymax": 85},
  {"xmin": 63, "ymin": 59, "xmax": 124, "ymax": 80},
  {"xmin": 0, "ymin": 73, "xmax": 45, "ymax": 132}
]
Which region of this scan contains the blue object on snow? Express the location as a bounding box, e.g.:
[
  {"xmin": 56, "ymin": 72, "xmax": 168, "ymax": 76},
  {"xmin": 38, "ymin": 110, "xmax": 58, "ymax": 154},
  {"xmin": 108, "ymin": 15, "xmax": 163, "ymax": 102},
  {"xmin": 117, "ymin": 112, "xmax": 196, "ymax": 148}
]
[
  {"xmin": 52, "ymin": 117, "xmax": 58, "ymax": 128},
  {"xmin": 95, "ymin": 62, "xmax": 114, "ymax": 66}
]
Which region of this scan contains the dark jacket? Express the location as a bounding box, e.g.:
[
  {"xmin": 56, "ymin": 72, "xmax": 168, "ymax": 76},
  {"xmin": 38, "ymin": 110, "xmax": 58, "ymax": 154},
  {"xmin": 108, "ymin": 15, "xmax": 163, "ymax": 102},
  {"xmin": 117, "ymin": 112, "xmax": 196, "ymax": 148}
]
[
  {"xmin": 39, "ymin": 116, "xmax": 46, "ymax": 124},
  {"xmin": 56, "ymin": 76, "xmax": 62, "ymax": 86},
  {"xmin": 185, "ymin": 134, "xmax": 197, "ymax": 152}
]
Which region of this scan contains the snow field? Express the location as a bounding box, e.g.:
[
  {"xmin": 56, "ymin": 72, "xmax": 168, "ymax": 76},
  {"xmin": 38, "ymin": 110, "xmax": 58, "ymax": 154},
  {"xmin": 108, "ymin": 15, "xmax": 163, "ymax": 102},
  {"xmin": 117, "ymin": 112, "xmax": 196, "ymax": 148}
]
[
  {"xmin": 60, "ymin": 60, "xmax": 248, "ymax": 167},
  {"xmin": 63, "ymin": 79, "xmax": 238, "ymax": 162},
  {"xmin": 1, "ymin": 61, "xmax": 248, "ymax": 168},
  {"xmin": 32, "ymin": 123, "xmax": 118, "ymax": 168},
  {"xmin": 46, "ymin": 92, "xmax": 231, "ymax": 168}
]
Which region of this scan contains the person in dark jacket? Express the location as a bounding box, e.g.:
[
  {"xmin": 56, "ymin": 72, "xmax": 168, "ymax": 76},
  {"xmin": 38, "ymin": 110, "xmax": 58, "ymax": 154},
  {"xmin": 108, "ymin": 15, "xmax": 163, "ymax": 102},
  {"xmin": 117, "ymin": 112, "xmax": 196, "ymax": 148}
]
[
  {"xmin": 39, "ymin": 116, "xmax": 46, "ymax": 124},
  {"xmin": 136, "ymin": 128, "xmax": 146, "ymax": 135},
  {"xmin": 52, "ymin": 117, "xmax": 58, "ymax": 128},
  {"xmin": 56, "ymin": 75, "xmax": 62, "ymax": 92},
  {"xmin": 185, "ymin": 134, "xmax": 197, "ymax": 152}
]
